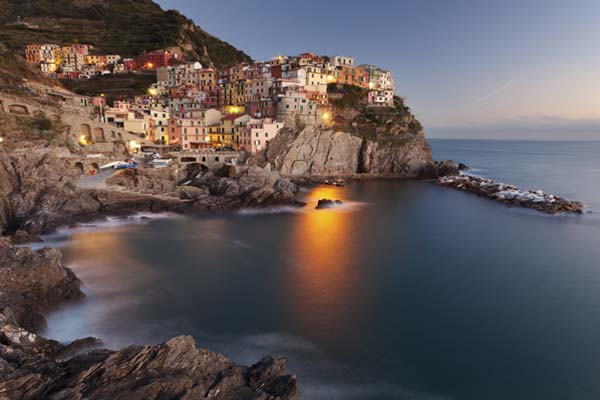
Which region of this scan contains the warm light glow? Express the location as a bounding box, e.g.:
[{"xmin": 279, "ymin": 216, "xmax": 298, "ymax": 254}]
[
  {"xmin": 129, "ymin": 140, "xmax": 141, "ymax": 151},
  {"xmin": 285, "ymin": 186, "xmax": 362, "ymax": 340},
  {"xmin": 322, "ymin": 112, "xmax": 331, "ymax": 120},
  {"xmin": 0, "ymin": 137, "xmax": 4, "ymax": 144},
  {"xmin": 79, "ymin": 135, "xmax": 87, "ymax": 145},
  {"xmin": 148, "ymin": 88, "xmax": 158, "ymax": 96},
  {"xmin": 327, "ymin": 75, "xmax": 336, "ymax": 82},
  {"xmin": 146, "ymin": 62, "xmax": 154, "ymax": 69}
]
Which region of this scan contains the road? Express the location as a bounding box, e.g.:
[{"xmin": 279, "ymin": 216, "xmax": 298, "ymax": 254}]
[{"xmin": 78, "ymin": 169, "xmax": 114, "ymax": 189}]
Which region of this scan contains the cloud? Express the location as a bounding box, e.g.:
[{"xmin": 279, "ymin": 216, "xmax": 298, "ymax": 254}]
[
  {"xmin": 428, "ymin": 115, "xmax": 600, "ymax": 140},
  {"xmin": 477, "ymin": 80, "xmax": 520, "ymax": 102}
]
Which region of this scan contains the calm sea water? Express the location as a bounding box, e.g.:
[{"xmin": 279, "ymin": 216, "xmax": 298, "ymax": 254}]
[{"xmin": 44, "ymin": 140, "xmax": 600, "ymax": 400}]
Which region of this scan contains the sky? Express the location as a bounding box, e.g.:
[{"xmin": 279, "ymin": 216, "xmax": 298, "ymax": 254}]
[{"xmin": 155, "ymin": 0, "xmax": 600, "ymax": 139}]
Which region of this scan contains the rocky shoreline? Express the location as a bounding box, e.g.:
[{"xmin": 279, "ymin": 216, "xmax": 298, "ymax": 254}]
[
  {"xmin": 0, "ymin": 238, "xmax": 299, "ymax": 400},
  {"xmin": 438, "ymin": 175, "xmax": 584, "ymax": 214}
]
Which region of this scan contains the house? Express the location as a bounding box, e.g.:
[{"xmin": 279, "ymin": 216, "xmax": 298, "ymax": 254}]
[
  {"xmin": 25, "ymin": 44, "xmax": 42, "ymax": 64},
  {"xmin": 124, "ymin": 113, "xmax": 153, "ymax": 138},
  {"xmin": 276, "ymin": 87, "xmax": 320, "ymax": 128},
  {"xmin": 335, "ymin": 65, "xmax": 369, "ymax": 88},
  {"xmin": 330, "ymin": 55, "xmax": 354, "ymax": 68},
  {"xmin": 222, "ymin": 114, "xmax": 250, "ymax": 147},
  {"xmin": 150, "ymin": 107, "xmax": 170, "ymax": 143},
  {"xmin": 241, "ymin": 118, "xmax": 284, "ymax": 153},
  {"xmin": 167, "ymin": 108, "xmax": 222, "ymax": 148},
  {"xmin": 359, "ymin": 65, "xmax": 395, "ymax": 90},
  {"xmin": 368, "ymin": 90, "xmax": 395, "ymax": 107},
  {"xmin": 132, "ymin": 50, "xmax": 178, "ymax": 70}
]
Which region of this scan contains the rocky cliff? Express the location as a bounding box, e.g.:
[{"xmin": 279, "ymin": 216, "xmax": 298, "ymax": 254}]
[
  {"xmin": 258, "ymin": 85, "xmax": 436, "ymax": 178},
  {"xmin": 260, "ymin": 126, "xmax": 433, "ymax": 178}
]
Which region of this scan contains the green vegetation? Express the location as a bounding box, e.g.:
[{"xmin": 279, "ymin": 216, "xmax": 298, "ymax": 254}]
[
  {"xmin": 17, "ymin": 115, "xmax": 66, "ymax": 144},
  {"xmin": 326, "ymin": 84, "xmax": 425, "ymax": 138},
  {"xmin": 0, "ymin": 0, "xmax": 252, "ymax": 68},
  {"xmin": 329, "ymin": 84, "xmax": 367, "ymax": 109},
  {"xmin": 60, "ymin": 72, "xmax": 156, "ymax": 101}
]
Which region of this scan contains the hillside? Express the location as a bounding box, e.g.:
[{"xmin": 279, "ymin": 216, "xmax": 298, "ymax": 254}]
[{"xmin": 0, "ymin": 0, "xmax": 252, "ymax": 68}]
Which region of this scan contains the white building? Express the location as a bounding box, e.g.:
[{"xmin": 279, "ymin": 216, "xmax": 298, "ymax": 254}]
[
  {"xmin": 368, "ymin": 90, "xmax": 395, "ymax": 107},
  {"xmin": 330, "ymin": 55, "xmax": 354, "ymax": 68}
]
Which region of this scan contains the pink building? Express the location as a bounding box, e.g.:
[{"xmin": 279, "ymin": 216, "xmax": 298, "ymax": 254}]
[{"xmin": 240, "ymin": 118, "xmax": 284, "ymax": 153}]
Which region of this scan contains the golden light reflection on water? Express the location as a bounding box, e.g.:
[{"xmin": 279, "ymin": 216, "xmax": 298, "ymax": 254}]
[
  {"xmin": 287, "ymin": 186, "xmax": 363, "ymax": 340},
  {"xmin": 66, "ymin": 229, "xmax": 154, "ymax": 279}
]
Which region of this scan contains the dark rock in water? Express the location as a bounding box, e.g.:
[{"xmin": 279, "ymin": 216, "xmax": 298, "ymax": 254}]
[
  {"xmin": 433, "ymin": 160, "xmax": 461, "ymax": 177},
  {"xmin": 0, "ymin": 237, "xmax": 83, "ymax": 332},
  {"xmin": 438, "ymin": 175, "xmax": 584, "ymax": 214},
  {"xmin": 316, "ymin": 199, "xmax": 344, "ymax": 209},
  {"xmin": 458, "ymin": 163, "xmax": 470, "ymax": 171}
]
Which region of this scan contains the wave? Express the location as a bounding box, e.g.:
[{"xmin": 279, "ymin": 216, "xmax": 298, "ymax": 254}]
[
  {"xmin": 27, "ymin": 212, "xmax": 179, "ymax": 250},
  {"xmin": 235, "ymin": 206, "xmax": 304, "ymax": 216}
]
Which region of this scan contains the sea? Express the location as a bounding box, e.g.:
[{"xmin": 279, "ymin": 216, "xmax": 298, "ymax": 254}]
[{"xmin": 42, "ymin": 140, "xmax": 600, "ymax": 400}]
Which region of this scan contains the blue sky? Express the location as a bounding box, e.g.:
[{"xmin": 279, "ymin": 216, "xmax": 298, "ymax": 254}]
[{"xmin": 156, "ymin": 0, "xmax": 600, "ymax": 139}]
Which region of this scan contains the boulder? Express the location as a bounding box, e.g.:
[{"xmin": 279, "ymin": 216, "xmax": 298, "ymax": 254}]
[{"xmin": 316, "ymin": 199, "xmax": 344, "ymax": 209}]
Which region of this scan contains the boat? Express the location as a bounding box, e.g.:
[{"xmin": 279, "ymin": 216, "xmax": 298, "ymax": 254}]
[
  {"xmin": 149, "ymin": 158, "xmax": 172, "ymax": 168},
  {"xmin": 323, "ymin": 178, "xmax": 345, "ymax": 187},
  {"xmin": 114, "ymin": 162, "xmax": 137, "ymax": 170}
]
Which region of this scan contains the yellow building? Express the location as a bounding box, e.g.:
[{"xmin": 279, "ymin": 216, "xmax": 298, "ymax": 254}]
[{"xmin": 222, "ymin": 114, "xmax": 250, "ymax": 148}]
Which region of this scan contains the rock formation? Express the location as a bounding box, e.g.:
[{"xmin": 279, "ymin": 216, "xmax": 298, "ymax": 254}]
[
  {"xmin": 259, "ymin": 126, "xmax": 434, "ymax": 178},
  {"xmin": 0, "ymin": 238, "xmax": 299, "ymax": 400},
  {"xmin": 438, "ymin": 175, "xmax": 584, "ymax": 214}
]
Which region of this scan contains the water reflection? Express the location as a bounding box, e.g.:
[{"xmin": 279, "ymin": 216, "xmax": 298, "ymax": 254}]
[{"xmin": 287, "ymin": 186, "xmax": 364, "ymax": 345}]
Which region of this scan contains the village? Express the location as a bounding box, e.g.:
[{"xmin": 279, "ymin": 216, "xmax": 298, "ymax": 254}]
[{"xmin": 24, "ymin": 45, "xmax": 397, "ymax": 155}]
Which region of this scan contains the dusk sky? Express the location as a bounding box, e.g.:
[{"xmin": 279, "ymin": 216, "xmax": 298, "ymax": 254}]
[{"xmin": 156, "ymin": 0, "xmax": 600, "ymax": 139}]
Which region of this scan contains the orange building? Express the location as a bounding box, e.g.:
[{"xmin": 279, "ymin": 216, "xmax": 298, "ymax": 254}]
[{"xmin": 335, "ymin": 66, "xmax": 370, "ymax": 88}]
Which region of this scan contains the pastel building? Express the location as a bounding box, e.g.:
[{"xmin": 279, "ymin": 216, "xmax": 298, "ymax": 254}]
[
  {"xmin": 330, "ymin": 55, "xmax": 354, "ymax": 68},
  {"xmin": 241, "ymin": 118, "xmax": 284, "ymax": 153},
  {"xmin": 368, "ymin": 90, "xmax": 395, "ymax": 107}
]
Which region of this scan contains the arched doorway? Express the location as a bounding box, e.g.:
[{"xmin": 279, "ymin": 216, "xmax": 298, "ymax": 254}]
[
  {"xmin": 92, "ymin": 127, "xmax": 105, "ymax": 142},
  {"xmin": 74, "ymin": 162, "xmax": 84, "ymax": 175},
  {"xmin": 80, "ymin": 124, "xmax": 92, "ymax": 143}
]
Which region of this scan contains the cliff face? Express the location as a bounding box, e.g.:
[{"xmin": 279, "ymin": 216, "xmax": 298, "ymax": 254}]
[
  {"xmin": 261, "ymin": 126, "xmax": 433, "ymax": 178},
  {"xmin": 260, "ymin": 84, "xmax": 435, "ymax": 178},
  {"xmin": 0, "ymin": 0, "xmax": 251, "ymax": 68}
]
